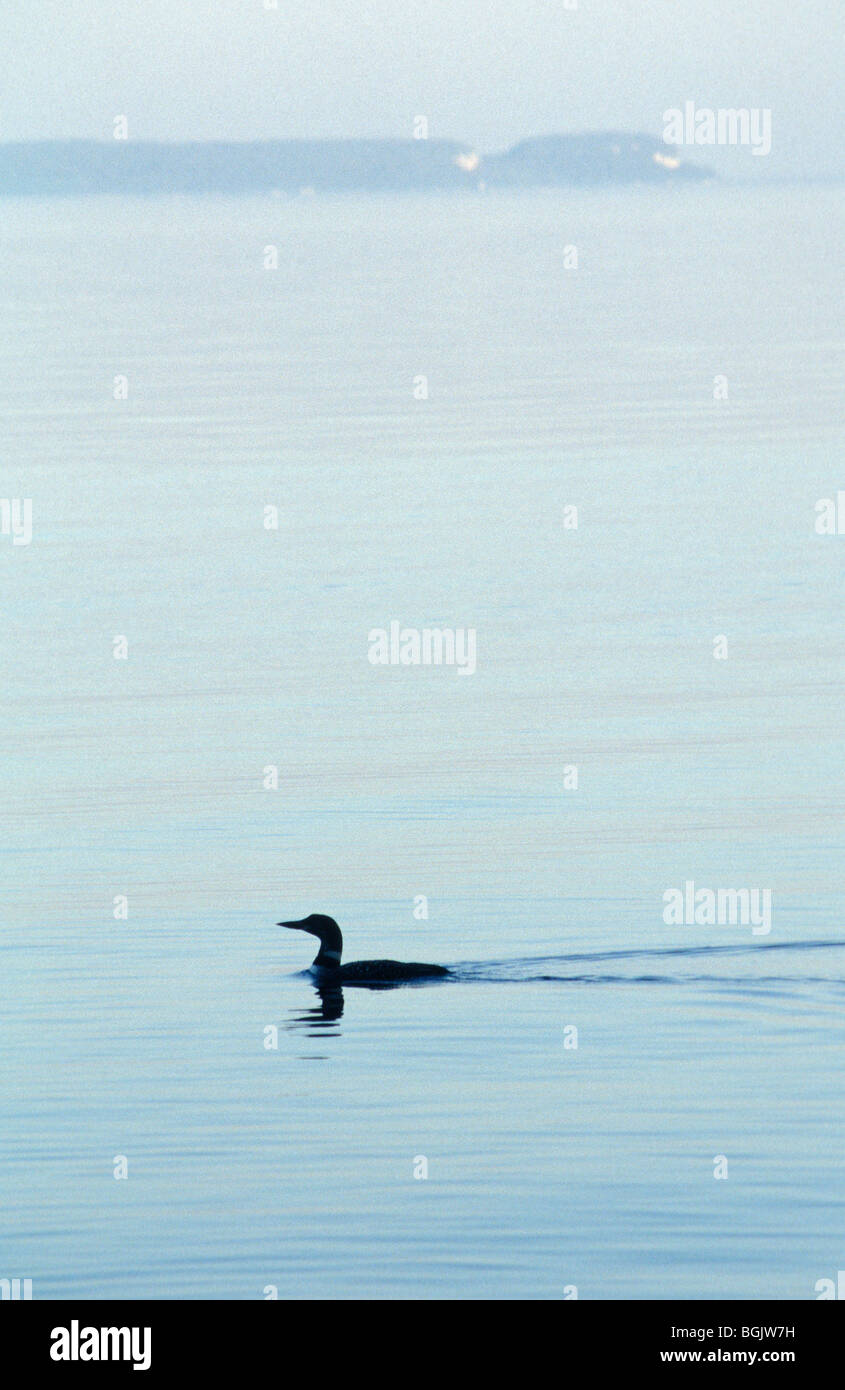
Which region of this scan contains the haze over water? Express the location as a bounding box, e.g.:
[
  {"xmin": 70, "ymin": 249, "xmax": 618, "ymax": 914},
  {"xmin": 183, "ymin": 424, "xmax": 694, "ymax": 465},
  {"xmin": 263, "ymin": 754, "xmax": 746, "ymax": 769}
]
[{"xmin": 2, "ymin": 184, "xmax": 844, "ymax": 1298}]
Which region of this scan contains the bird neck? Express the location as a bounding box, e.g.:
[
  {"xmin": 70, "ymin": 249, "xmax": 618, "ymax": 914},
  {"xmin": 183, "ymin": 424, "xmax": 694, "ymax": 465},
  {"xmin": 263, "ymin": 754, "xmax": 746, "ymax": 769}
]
[
  {"xmin": 312, "ymin": 923, "xmax": 343, "ymax": 969},
  {"xmin": 313, "ymin": 946, "xmax": 342, "ymax": 969}
]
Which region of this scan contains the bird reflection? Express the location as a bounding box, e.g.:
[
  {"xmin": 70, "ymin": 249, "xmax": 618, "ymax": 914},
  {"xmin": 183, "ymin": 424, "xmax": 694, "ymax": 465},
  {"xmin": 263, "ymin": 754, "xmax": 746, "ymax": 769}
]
[
  {"xmin": 286, "ymin": 974, "xmax": 415, "ymax": 1037},
  {"xmin": 286, "ymin": 982, "xmax": 345, "ymax": 1034}
]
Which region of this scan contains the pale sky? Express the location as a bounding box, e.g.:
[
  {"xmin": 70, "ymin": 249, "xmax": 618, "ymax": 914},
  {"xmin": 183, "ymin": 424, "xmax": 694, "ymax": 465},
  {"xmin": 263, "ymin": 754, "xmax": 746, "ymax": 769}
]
[{"xmin": 2, "ymin": 0, "xmax": 843, "ymax": 177}]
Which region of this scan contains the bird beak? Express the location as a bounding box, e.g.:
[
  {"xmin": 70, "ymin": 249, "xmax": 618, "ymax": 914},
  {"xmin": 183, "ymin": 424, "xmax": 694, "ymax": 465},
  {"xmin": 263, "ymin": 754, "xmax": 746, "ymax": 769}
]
[{"xmin": 278, "ymin": 920, "xmax": 301, "ymax": 929}]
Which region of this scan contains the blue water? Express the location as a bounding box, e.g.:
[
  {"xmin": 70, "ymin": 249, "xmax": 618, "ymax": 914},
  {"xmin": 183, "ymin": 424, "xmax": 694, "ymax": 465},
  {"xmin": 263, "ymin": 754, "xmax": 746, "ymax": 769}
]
[{"xmin": 1, "ymin": 185, "xmax": 844, "ymax": 1298}]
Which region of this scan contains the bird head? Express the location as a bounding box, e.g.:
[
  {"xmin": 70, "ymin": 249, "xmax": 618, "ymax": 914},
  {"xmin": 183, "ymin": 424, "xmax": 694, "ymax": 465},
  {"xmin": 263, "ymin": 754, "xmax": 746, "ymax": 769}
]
[{"xmin": 278, "ymin": 913, "xmax": 339, "ymax": 940}]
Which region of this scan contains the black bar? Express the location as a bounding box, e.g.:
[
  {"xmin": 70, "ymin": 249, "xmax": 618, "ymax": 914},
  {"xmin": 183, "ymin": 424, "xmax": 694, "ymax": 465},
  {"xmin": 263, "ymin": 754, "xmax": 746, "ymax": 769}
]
[{"xmin": 2, "ymin": 1301, "xmax": 840, "ymax": 1376}]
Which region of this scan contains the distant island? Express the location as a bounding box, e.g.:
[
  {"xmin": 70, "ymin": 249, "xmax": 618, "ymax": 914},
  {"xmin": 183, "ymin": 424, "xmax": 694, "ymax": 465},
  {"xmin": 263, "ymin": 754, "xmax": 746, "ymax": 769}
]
[{"xmin": 0, "ymin": 132, "xmax": 712, "ymax": 195}]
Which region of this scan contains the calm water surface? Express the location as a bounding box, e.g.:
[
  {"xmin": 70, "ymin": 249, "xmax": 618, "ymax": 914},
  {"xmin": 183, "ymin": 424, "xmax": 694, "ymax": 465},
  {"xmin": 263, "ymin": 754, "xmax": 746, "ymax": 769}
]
[{"xmin": 2, "ymin": 186, "xmax": 844, "ymax": 1298}]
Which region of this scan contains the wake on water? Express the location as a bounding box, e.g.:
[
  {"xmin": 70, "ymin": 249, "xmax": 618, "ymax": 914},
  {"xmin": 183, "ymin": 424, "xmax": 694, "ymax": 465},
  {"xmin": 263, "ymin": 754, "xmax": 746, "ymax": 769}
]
[{"xmin": 448, "ymin": 939, "xmax": 845, "ymax": 990}]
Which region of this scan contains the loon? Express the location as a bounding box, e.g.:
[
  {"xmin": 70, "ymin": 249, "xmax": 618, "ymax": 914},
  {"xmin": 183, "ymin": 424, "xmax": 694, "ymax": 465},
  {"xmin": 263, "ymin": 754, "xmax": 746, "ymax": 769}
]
[{"xmin": 279, "ymin": 914, "xmax": 450, "ymax": 984}]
